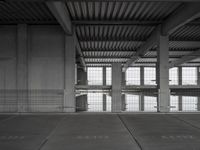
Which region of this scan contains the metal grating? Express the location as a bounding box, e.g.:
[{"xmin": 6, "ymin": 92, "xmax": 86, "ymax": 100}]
[
  {"xmin": 66, "ymin": 1, "xmax": 181, "ymax": 21},
  {"xmin": 170, "ymin": 25, "xmax": 200, "ymax": 41}
]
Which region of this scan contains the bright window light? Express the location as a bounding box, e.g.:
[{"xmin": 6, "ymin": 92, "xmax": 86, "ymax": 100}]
[
  {"xmin": 87, "ymin": 67, "xmax": 103, "ymax": 85},
  {"xmin": 182, "ymin": 67, "xmax": 197, "ymax": 85},
  {"xmin": 144, "ymin": 67, "xmax": 156, "ymax": 85},
  {"xmin": 125, "ymin": 94, "xmax": 140, "ymax": 111},
  {"xmin": 144, "ymin": 96, "xmax": 157, "ymax": 112},
  {"xmin": 182, "ymin": 96, "xmax": 197, "ymax": 111},
  {"xmin": 169, "ymin": 67, "xmax": 178, "ymax": 85},
  {"xmin": 126, "ymin": 67, "xmax": 140, "ymax": 85}
]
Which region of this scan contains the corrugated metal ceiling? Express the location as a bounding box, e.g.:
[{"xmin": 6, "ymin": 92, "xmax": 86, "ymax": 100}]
[{"xmin": 0, "ymin": 1, "xmax": 199, "ymax": 66}]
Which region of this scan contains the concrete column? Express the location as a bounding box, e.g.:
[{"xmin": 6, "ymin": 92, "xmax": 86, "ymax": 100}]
[
  {"xmin": 17, "ymin": 24, "xmax": 28, "ymax": 112},
  {"xmin": 157, "ymin": 35, "xmax": 170, "ymax": 112},
  {"xmin": 197, "ymin": 67, "xmax": 200, "ymax": 111},
  {"xmin": 140, "ymin": 67, "xmax": 144, "ymax": 111},
  {"xmin": 76, "ymin": 68, "xmax": 87, "ymax": 111},
  {"xmin": 178, "ymin": 67, "xmax": 182, "ymax": 111},
  {"xmin": 64, "ymin": 34, "xmax": 76, "ymax": 112},
  {"xmin": 112, "ymin": 63, "xmax": 122, "ymax": 112},
  {"xmin": 121, "ymin": 72, "xmax": 126, "ymax": 111},
  {"xmin": 103, "ymin": 67, "xmax": 107, "ymax": 111}
]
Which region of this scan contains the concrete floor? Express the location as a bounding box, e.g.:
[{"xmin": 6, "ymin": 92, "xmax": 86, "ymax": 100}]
[{"xmin": 0, "ymin": 114, "xmax": 200, "ymax": 150}]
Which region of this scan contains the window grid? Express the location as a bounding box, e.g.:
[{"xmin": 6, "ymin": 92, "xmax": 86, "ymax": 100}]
[
  {"xmin": 125, "ymin": 94, "xmax": 140, "ymax": 111},
  {"xmin": 87, "ymin": 93, "xmax": 103, "ymax": 112},
  {"xmin": 87, "ymin": 67, "xmax": 103, "ymax": 85},
  {"xmin": 126, "ymin": 67, "xmax": 140, "ymax": 85},
  {"xmin": 169, "ymin": 67, "xmax": 178, "ymax": 85},
  {"xmin": 170, "ymin": 95, "xmax": 179, "ymax": 112},
  {"xmin": 182, "ymin": 67, "xmax": 197, "ymax": 85},
  {"xmin": 144, "ymin": 96, "xmax": 157, "ymax": 112},
  {"xmin": 182, "ymin": 96, "xmax": 197, "ymax": 112},
  {"xmin": 106, "ymin": 67, "xmax": 112, "ymax": 85},
  {"xmin": 144, "ymin": 67, "xmax": 156, "ymax": 85}
]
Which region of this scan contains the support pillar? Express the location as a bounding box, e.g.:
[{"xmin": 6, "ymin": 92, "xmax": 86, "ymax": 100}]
[
  {"xmin": 157, "ymin": 35, "xmax": 170, "ymax": 112},
  {"xmin": 17, "ymin": 24, "xmax": 28, "ymax": 112},
  {"xmin": 178, "ymin": 67, "xmax": 182, "ymax": 111},
  {"xmin": 140, "ymin": 67, "xmax": 144, "ymax": 111},
  {"xmin": 112, "ymin": 63, "xmax": 122, "ymax": 112},
  {"xmin": 103, "ymin": 67, "xmax": 107, "ymax": 111},
  {"xmin": 76, "ymin": 68, "xmax": 87, "ymax": 111},
  {"xmin": 64, "ymin": 34, "xmax": 76, "ymax": 112},
  {"xmin": 121, "ymin": 72, "xmax": 126, "ymax": 111},
  {"xmin": 197, "ymin": 67, "xmax": 200, "ymax": 111}
]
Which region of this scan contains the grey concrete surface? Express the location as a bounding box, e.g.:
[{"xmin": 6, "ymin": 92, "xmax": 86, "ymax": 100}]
[
  {"xmin": 40, "ymin": 115, "xmax": 140, "ymax": 150},
  {"xmin": 0, "ymin": 114, "xmax": 200, "ymax": 150},
  {"xmin": 120, "ymin": 114, "xmax": 200, "ymax": 150}
]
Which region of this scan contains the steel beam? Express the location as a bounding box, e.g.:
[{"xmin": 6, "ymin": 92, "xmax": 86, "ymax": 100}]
[
  {"xmin": 123, "ymin": 3, "xmax": 200, "ymax": 71},
  {"xmin": 6, "ymin": 0, "xmax": 200, "ymax": 2},
  {"xmin": 46, "ymin": 1, "xmax": 72, "ymax": 35},
  {"xmin": 75, "ymin": 36, "xmax": 87, "ymax": 71},
  {"xmin": 169, "ymin": 49, "xmax": 200, "ymax": 68}
]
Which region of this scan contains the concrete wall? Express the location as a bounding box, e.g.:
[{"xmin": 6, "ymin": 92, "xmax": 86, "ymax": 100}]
[{"xmin": 0, "ymin": 25, "xmax": 66, "ymax": 112}]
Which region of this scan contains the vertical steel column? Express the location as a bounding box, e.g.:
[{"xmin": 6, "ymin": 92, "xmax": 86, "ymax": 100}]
[
  {"xmin": 157, "ymin": 34, "xmax": 170, "ymax": 112},
  {"xmin": 178, "ymin": 67, "xmax": 182, "ymax": 111},
  {"xmin": 197, "ymin": 67, "xmax": 200, "ymax": 111},
  {"xmin": 121, "ymin": 71, "xmax": 126, "ymax": 111},
  {"xmin": 17, "ymin": 24, "xmax": 28, "ymax": 112},
  {"xmin": 76, "ymin": 68, "xmax": 87, "ymax": 111},
  {"xmin": 140, "ymin": 66, "xmax": 145, "ymax": 111},
  {"xmin": 103, "ymin": 67, "xmax": 107, "ymax": 111},
  {"xmin": 64, "ymin": 33, "xmax": 76, "ymax": 112},
  {"xmin": 112, "ymin": 63, "xmax": 122, "ymax": 112}
]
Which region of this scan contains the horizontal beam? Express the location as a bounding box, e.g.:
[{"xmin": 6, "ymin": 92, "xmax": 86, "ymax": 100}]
[
  {"xmin": 162, "ymin": 3, "xmax": 200, "ymax": 35},
  {"xmin": 46, "ymin": 1, "xmax": 72, "ymax": 35},
  {"xmin": 80, "ymin": 40, "xmax": 200, "ymax": 47},
  {"xmin": 73, "ymin": 20, "xmax": 161, "ymax": 26},
  {"xmin": 169, "ymin": 49, "xmax": 200, "ymax": 68},
  {"xmin": 6, "ymin": 0, "xmax": 200, "ymax": 2},
  {"xmin": 123, "ymin": 3, "xmax": 200, "ymax": 71},
  {"xmin": 122, "ymin": 27, "xmax": 160, "ymax": 72},
  {"xmin": 74, "ymin": 36, "xmax": 87, "ymax": 71},
  {"xmin": 85, "ymin": 56, "xmax": 180, "ymax": 59}
]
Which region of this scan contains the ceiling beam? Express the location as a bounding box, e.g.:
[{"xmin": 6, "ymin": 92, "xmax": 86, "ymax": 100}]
[
  {"xmin": 75, "ymin": 36, "xmax": 87, "ymax": 71},
  {"xmin": 46, "ymin": 1, "xmax": 86, "ymax": 71},
  {"xmin": 6, "ymin": 0, "xmax": 200, "ymax": 2},
  {"xmin": 80, "ymin": 40, "xmax": 200, "ymax": 47},
  {"xmin": 73, "ymin": 20, "xmax": 161, "ymax": 26},
  {"xmin": 169, "ymin": 49, "xmax": 200, "ymax": 68},
  {"xmin": 73, "ymin": 20, "xmax": 200, "ymax": 26},
  {"xmin": 122, "ymin": 27, "xmax": 160, "ymax": 71},
  {"xmin": 162, "ymin": 3, "xmax": 200, "ymax": 35},
  {"xmin": 123, "ymin": 3, "xmax": 200, "ymax": 72},
  {"xmin": 46, "ymin": 1, "xmax": 72, "ymax": 35}
]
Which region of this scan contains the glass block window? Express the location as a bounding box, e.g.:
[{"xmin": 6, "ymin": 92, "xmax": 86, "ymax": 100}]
[
  {"xmin": 144, "ymin": 96, "xmax": 157, "ymax": 112},
  {"xmin": 87, "ymin": 93, "xmax": 103, "ymax": 112},
  {"xmin": 87, "ymin": 67, "xmax": 103, "ymax": 85},
  {"xmin": 125, "ymin": 94, "xmax": 140, "ymax": 111},
  {"xmin": 182, "ymin": 96, "xmax": 197, "ymax": 111},
  {"xmin": 106, "ymin": 67, "xmax": 112, "ymax": 85},
  {"xmin": 106, "ymin": 95, "xmax": 112, "ymax": 112},
  {"xmin": 169, "ymin": 67, "xmax": 178, "ymax": 85},
  {"xmin": 144, "ymin": 67, "xmax": 156, "ymax": 85},
  {"xmin": 126, "ymin": 67, "xmax": 140, "ymax": 85},
  {"xmin": 170, "ymin": 95, "xmax": 179, "ymax": 112},
  {"xmin": 182, "ymin": 67, "xmax": 197, "ymax": 85}
]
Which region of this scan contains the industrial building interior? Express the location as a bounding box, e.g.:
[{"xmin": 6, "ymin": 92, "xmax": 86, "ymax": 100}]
[{"xmin": 1, "ymin": 0, "xmax": 200, "ymax": 149}]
